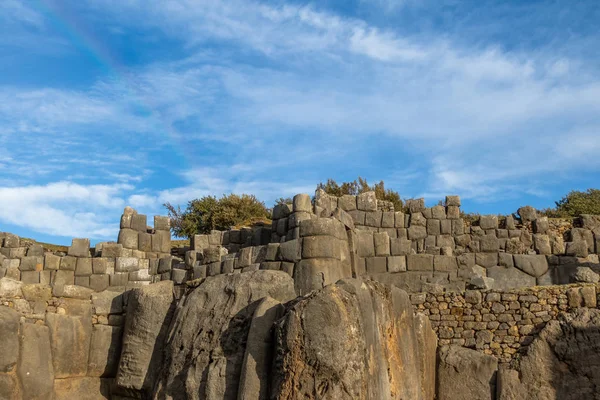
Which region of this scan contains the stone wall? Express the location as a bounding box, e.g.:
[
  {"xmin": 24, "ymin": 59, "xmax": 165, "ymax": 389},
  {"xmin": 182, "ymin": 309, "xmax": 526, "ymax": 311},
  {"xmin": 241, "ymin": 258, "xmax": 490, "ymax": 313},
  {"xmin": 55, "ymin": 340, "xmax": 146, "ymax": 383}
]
[
  {"xmin": 0, "ymin": 279, "xmax": 126, "ymax": 399},
  {"xmin": 410, "ymin": 282, "xmax": 599, "ymax": 365}
]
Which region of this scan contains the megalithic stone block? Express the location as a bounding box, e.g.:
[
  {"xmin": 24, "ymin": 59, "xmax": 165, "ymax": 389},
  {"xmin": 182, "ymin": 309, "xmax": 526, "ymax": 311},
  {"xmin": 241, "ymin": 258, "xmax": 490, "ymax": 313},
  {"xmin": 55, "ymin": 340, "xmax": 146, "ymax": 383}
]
[
  {"xmin": 118, "ymin": 228, "xmax": 139, "ymax": 250},
  {"xmin": 68, "ymin": 238, "xmax": 90, "ymax": 258}
]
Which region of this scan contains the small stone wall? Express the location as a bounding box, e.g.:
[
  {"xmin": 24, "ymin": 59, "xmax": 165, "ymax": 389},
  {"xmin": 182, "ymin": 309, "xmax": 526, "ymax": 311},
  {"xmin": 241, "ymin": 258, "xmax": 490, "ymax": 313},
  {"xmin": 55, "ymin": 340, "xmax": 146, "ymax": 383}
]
[
  {"xmin": 411, "ymin": 283, "xmax": 599, "ymax": 365},
  {"xmin": 0, "ymin": 279, "xmax": 126, "ymax": 399}
]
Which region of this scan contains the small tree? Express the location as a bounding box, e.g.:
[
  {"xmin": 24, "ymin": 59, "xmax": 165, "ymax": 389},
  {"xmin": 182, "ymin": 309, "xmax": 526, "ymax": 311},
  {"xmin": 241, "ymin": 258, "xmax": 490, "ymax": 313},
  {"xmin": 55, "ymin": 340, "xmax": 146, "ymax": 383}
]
[
  {"xmin": 164, "ymin": 194, "xmax": 270, "ymax": 238},
  {"xmin": 317, "ymin": 177, "xmax": 403, "ymax": 210},
  {"xmin": 552, "ymin": 189, "xmax": 600, "ymax": 217}
]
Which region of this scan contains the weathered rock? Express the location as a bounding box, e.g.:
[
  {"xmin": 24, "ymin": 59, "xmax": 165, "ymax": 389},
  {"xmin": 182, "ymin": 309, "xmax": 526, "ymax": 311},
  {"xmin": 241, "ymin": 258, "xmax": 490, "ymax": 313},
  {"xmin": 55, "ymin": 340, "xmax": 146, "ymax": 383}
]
[
  {"xmin": 513, "ymin": 254, "xmax": 548, "ymax": 277},
  {"xmin": 153, "ymin": 271, "xmax": 295, "ymax": 399},
  {"xmin": 518, "ymin": 206, "xmax": 537, "ymax": 223},
  {"xmin": 18, "ymin": 322, "xmax": 54, "ymax": 399},
  {"xmin": 415, "ymin": 313, "xmax": 437, "ymax": 400},
  {"xmin": 499, "ymin": 308, "xmax": 600, "ymax": 400},
  {"xmin": 271, "ymin": 279, "xmax": 435, "ymax": 400},
  {"xmin": 437, "ymin": 345, "xmax": 498, "ymax": 400},
  {"xmin": 116, "ymin": 280, "xmax": 174, "ymax": 392},
  {"xmin": 487, "ymin": 266, "xmax": 536, "ymax": 290},
  {"xmin": 572, "ymin": 266, "xmax": 600, "ymax": 283},
  {"xmin": 46, "ymin": 311, "xmax": 92, "ymax": 378},
  {"xmin": 88, "ymin": 325, "xmax": 123, "ymax": 377},
  {"xmin": 237, "ymin": 297, "xmax": 285, "ymax": 400},
  {"xmin": 0, "ymin": 278, "xmax": 22, "ymax": 297},
  {"xmin": 53, "ymin": 377, "xmax": 111, "ymax": 400},
  {"xmin": 0, "ymin": 373, "xmax": 18, "ymax": 400},
  {"xmin": 0, "ymin": 306, "xmax": 20, "ymax": 372}
]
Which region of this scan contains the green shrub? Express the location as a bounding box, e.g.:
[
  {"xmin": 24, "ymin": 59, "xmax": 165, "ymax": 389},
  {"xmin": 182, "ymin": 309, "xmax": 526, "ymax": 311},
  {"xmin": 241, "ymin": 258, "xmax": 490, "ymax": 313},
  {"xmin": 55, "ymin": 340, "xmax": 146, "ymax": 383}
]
[
  {"xmin": 539, "ymin": 189, "xmax": 600, "ymax": 217},
  {"xmin": 164, "ymin": 194, "xmax": 270, "ymax": 238},
  {"xmin": 317, "ymin": 177, "xmax": 403, "ymax": 210}
]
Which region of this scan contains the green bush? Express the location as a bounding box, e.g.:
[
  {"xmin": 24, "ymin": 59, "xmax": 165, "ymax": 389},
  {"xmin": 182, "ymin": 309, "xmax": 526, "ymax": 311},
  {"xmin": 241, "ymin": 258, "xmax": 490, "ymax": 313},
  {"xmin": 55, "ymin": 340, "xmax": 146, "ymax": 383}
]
[
  {"xmin": 317, "ymin": 177, "xmax": 403, "ymax": 210},
  {"xmin": 540, "ymin": 189, "xmax": 600, "ymax": 217},
  {"xmin": 164, "ymin": 194, "xmax": 270, "ymax": 238}
]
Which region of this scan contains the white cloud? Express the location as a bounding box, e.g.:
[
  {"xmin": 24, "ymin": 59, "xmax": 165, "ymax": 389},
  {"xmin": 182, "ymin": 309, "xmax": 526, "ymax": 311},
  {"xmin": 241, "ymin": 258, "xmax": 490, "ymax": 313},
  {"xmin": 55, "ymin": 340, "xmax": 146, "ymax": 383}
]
[{"xmin": 0, "ymin": 182, "xmax": 132, "ymax": 239}]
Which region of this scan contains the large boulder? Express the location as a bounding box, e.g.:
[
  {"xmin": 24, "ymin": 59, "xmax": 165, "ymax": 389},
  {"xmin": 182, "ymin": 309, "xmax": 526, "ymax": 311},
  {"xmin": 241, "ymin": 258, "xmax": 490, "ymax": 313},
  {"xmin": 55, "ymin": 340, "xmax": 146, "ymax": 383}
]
[
  {"xmin": 0, "ymin": 306, "xmax": 20, "ymax": 372},
  {"xmin": 153, "ymin": 271, "xmax": 296, "ymax": 399},
  {"xmin": 271, "ymin": 279, "xmax": 436, "ymax": 399},
  {"xmin": 436, "ymin": 345, "xmax": 498, "ymax": 400},
  {"xmin": 116, "ymin": 280, "xmax": 174, "ymax": 392},
  {"xmin": 498, "ymin": 308, "xmax": 600, "ymax": 399},
  {"xmin": 18, "ymin": 322, "xmax": 54, "ymax": 399}
]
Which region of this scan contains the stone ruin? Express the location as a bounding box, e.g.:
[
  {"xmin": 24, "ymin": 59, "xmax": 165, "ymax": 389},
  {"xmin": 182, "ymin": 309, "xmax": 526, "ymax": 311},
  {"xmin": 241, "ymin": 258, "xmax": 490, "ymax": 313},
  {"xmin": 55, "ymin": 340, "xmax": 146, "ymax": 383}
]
[{"xmin": 1, "ymin": 190, "xmax": 600, "ymax": 399}]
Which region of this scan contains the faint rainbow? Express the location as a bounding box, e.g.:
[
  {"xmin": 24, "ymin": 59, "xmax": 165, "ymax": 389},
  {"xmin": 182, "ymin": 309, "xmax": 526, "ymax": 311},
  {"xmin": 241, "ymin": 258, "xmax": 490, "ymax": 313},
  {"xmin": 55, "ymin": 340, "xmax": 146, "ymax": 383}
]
[{"xmin": 33, "ymin": 0, "xmax": 191, "ymax": 166}]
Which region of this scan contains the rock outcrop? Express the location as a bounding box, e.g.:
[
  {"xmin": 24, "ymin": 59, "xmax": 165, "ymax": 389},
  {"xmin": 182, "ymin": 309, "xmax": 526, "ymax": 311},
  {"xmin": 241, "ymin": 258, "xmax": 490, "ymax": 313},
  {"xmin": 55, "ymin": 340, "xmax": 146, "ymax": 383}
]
[
  {"xmin": 271, "ymin": 279, "xmax": 436, "ymax": 399},
  {"xmin": 497, "ymin": 308, "xmax": 600, "ymax": 400},
  {"xmin": 153, "ymin": 271, "xmax": 296, "ymax": 399}
]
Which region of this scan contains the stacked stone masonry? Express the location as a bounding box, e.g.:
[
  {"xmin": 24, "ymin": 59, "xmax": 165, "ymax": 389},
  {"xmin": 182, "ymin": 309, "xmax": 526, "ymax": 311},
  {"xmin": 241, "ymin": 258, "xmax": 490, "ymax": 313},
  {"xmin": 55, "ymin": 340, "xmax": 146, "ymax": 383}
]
[{"xmin": 411, "ymin": 282, "xmax": 600, "ymax": 366}]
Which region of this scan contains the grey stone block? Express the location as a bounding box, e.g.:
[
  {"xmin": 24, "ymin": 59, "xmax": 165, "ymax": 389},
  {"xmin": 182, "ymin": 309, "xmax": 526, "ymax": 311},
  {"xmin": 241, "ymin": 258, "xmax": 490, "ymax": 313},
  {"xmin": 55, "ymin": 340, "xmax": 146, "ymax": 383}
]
[
  {"xmin": 394, "ymin": 212, "xmax": 405, "ymax": 228},
  {"xmin": 440, "ymin": 219, "xmax": 452, "ymax": 235},
  {"xmin": 408, "ymin": 226, "xmax": 427, "ymax": 240},
  {"xmin": 357, "ymin": 191, "xmax": 377, "ymax": 211},
  {"xmin": 293, "ymin": 194, "xmax": 312, "ymax": 213},
  {"xmin": 338, "ymin": 195, "xmax": 357, "ymax": 211},
  {"xmin": 0, "ymin": 307, "xmax": 19, "ymax": 372},
  {"xmin": 427, "ymin": 219, "xmax": 441, "ymax": 235},
  {"xmin": 365, "ymin": 211, "xmax": 383, "ymax": 227},
  {"xmin": 279, "ymin": 240, "xmax": 301, "ymax": 262},
  {"xmin": 119, "ymin": 229, "xmax": 139, "ymax": 250},
  {"xmin": 154, "ymin": 215, "xmax": 170, "ymax": 231},
  {"xmin": 191, "ymin": 234, "xmax": 210, "ymax": 251},
  {"xmin": 410, "ymin": 212, "xmax": 426, "ymax": 227},
  {"xmin": 193, "ymin": 264, "xmax": 207, "ymax": 280},
  {"xmin": 60, "ymin": 256, "xmax": 77, "ymax": 271},
  {"xmin": 102, "ymin": 243, "xmax": 123, "ymax": 258},
  {"xmin": 75, "ymin": 258, "xmax": 93, "ymax": 276},
  {"xmin": 110, "ymin": 272, "xmax": 128, "ymax": 287},
  {"xmin": 21, "ymin": 271, "xmax": 39, "ymax": 284},
  {"xmin": 356, "ymin": 231, "xmax": 375, "ymax": 257},
  {"xmin": 88, "ymin": 325, "xmax": 122, "ymax": 377},
  {"xmin": 349, "ymin": 210, "xmax": 366, "ymax": 225},
  {"xmin": 237, "ymin": 247, "xmax": 253, "ymax": 268},
  {"xmin": 487, "ymin": 265, "xmax": 536, "ymax": 290},
  {"xmin": 373, "ymin": 232, "xmax": 390, "ymax": 256},
  {"xmin": 45, "ymin": 254, "xmax": 61, "ymax": 270},
  {"xmin": 2, "ymin": 234, "xmax": 20, "ymax": 248},
  {"xmin": 302, "ymin": 236, "xmax": 341, "ymax": 259},
  {"xmin": 115, "ymin": 257, "xmax": 139, "ymax": 273},
  {"xmin": 92, "ymin": 258, "xmax": 108, "ymax": 275},
  {"xmin": 172, "ymin": 268, "xmax": 189, "ymax": 283},
  {"xmin": 281, "ymin": 262, "xmax": 294, "ymax": 277},
  {"xmin": 138, "ymin": 232, "xmax": 152, "ymax": 252},
  {"xmin": 445, "ymin": 195, "xmax": 461, "ymax": 207},
  {"xmin": 260, "ymin": 261, "xmax": 281, "ymax": 271},
  {"xmin": 19, "ymin": 256, "xmax": 43, "ymax": 271},
  {"xmin": 68, "ymin": 238, "xmax": 90, "ymax": 257},
  {"xmin": 533, "ymin": 234, "xmax": 551, "ymax": 255},
  {"xmin": 407, "ymin": 255, "xmax": 434, "ymax": 271},
  {"xmin": 533, "ymin": 217, "xmax": 549, "ymax": 234},
  {"xmin": 74, "ymin": 276, "xmax": 90, "ymax": 288},
  {"xmin": 513, "ymin": 254, "xmax": 549, "ymax": 277},
  {"xmin": 299, "ymin": 218, "xmax": 347, "ymax": 240},
  {"xmin": 390, "ymin": 238, "xmax": 412, "ymax": 256},
  {"xmin": 89, "ymin": 274, "xmax": 109, "ymax": 291},
  {"xmin": 431, "ymin": 205, "xmax": 446, "ymax": 219},
  {"xmin": 475, "ymin": 252, "xmax": 498, "ymax": 268},
  {"xmin": 566, "ymin": 241, "xmax": 588, "ymax": 257},
  {"xmin": 158, "ymin": 257, "xmax": 174, "ymax": 273},
  {"xmin": 18, "ymin": 323, "xmax": 54, "ymax": 399},
  {"xmin": 222, "ymin": 259, "xmax": 235, "ymax": 273},
  {"xmin": 272, "ymin": 203, "xmax": 292, "ymax": 220},
  {"xmin": 446, "ymin": 206, "xmax": 460, "ymax": 219},
  {"xmin": 479, "ymin": 216, "xmax": 498, "ymax": 230},
  {"xmin": 131, "ymin": 214, "xmax": 147, "ymax": 232},
  {"xmin": 387, "ymin": 256, "xmax": 407, "ymax": 272},
  {"xmin": 276, "ymin": 218, "xmax": 288, "ymax": 236},
  {"xmin": 406, "ymin": 198, "xmax": 425, "ymax": 213},
  {"xmin": 53, "ymin": 270, "xmax": 74, "ymax": 286},
  {"xmin": 381, "ymin": 212, "xmax": 395, "ymax": 228},
  {"xmin": 517, "ymin": 206, "xmax": 537, "ymax": 223},
  {"xmin": 434, "ymin": 256, "xmax": 458, "ymax": 272},
  {"xmin": 498, "ymin": 253, "xmax": 514, "ymax": 268},
  {"xmin": 366, "ymin": 257, "xmax": 387, "ymax": 273},
  {"xmin": 26, "ymin": 244, "xmax": 44, "ymax": 257},
  {"xmin": 480, "ymin": 234, "xmax": 499, "ymax": 252}
]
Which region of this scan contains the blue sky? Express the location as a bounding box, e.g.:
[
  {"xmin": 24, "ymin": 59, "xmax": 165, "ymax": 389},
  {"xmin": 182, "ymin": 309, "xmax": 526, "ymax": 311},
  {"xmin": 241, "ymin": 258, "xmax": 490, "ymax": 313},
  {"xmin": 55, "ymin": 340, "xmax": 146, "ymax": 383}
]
[{"xmin": 1, "ymin": 0, "xmax": 599, "ymax": 245}]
